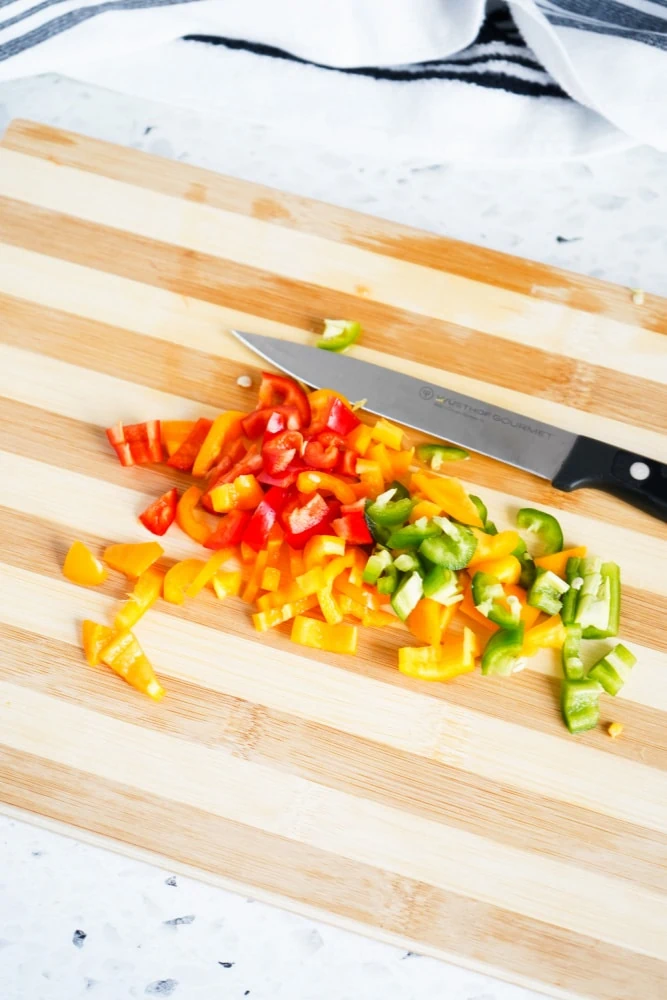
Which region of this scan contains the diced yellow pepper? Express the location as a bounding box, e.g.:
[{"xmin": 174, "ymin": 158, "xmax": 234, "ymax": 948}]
[
  {"xmin": 63, "ymin": 540, "xmax": 108, "ymax": 587},
  {"xmin": 355, "ymin": 458, "xmax": 385, "ymax": 497},
  {"xmin": 212, "ymin": 570, "xmax": 243, "ymax": 600},
  {"xmin": 522, "ymin": 615, "xmax": 567, "ymax": 657},
  {"xmin": 192, "ymin": 411, "xmax": 245, "ymax": 477},
  {"xmin": 114, "ymin": 565, "xmax": 164, "ymax": 630},
  {"xmin": 346, "ymin": 423, "xmax": 373, "ymax": 456},
  {"xmin": 242, "ymin": 549, "xmax": 269, "ymax": 604},
  {"xmin": 398, "ymin": 626, "xmax": 477, "ymax": 682},
  {"xmin": 468, "ymin": 554, "xmax": 522, "ymax": 585},
  {"xmin": 252, "ymin": 594, "xmax": 318, "ymax": 631},
  {"xmin": 82, "ymin": 620, "xmax": 114, "ymax": 666},
  {"xmin": 371, "ymin": 417, "xmax": 404, "ymax": 451},
  {"xmin": 318, "ymin": 585, "xmax": 344, "ymax": 625},
  {"xmin": 410, "ymin": 473, "xmax": 484, "ymax": 528},
  {"xmin": 163, "ymin": 558, "xmax": 206, "ymax": 604},
  {"xmin": 466, "ymin": 529, "xmax": 521, "ymax": 567},
  {"xmin": 186, "ymin": 549, "xmax": 232, "ymax": 598},
  {"xmin": 99, "ymin": 629, "xmax": 165, "ymax": 700},
  {"xmin": 367, "ymin": 442, "xmax": 394, "ymax": 482},
  {"xmin": 390, "ymin": 447, "xmax": 414, "ymax": 479},
  {"xmin": 103, "ymin": 541, "xmax": 163, "ymax": 579},
  {"xmin": 260, "ymin": 566, "xmax": 281, "ymax": 592},
  {"xmin": 409, "ymin": 499, "xmax": 442, "ymax": 522},
  {"xmin": 208, "ymin": 474, "xmax": 264, "ymax": 514},
  {"xmin": 303, "ymin": 534, "xmax": 345, "ymax": 571},
  {"xmin": 290, "ymin": 615, "xmax": 358, "ymax": 654}
]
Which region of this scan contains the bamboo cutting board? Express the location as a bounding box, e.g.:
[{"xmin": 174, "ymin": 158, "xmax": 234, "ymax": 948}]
[{"xmin": 1, "ymin": 120, "xmax": 666, "ymax": 1000}]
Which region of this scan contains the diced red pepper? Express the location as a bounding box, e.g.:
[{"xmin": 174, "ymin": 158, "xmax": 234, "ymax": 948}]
[
  {"xmin": 139, "ymin": 487, "xmax": 179, "ymax": 536},
  {"xmin": 167, "ymin": 418, "xmax": 213, "ymax": 472},
  {"xmin": 325, "ymin": 397, "xmax": 360, "ymax": 437},
  {"xmin": 303, "ymin": 438, "xmax": 339, "ymax": 470},
  {"xmin": 256, "ymin": 373, "xmax": 311, "ymax": 427},
  {"xmin": 243, "ymin": 487, "xmax": 289, "ymax": 551},
  {"xmin": 257, "ymin": 460, "xmax": 305, "ymax": 488},
  {"xmin": 204, "ymin": 439, "xmax": 247, "ymax": 492},
  {"xmin": 201, "ymin": 444, "xmax": 263, "ymax": 512},
  {"xmin": 242, "ymin": 405, "xmax": 302, "ymax": 439},
  {"xmin": 332, "ymin": 510, "xmax": 373, "ymax": 545},
  {"xmin": 106, "ymin": 420, "xmax": 163, "ymax": 466},
  {"xmin": 337, "ymin": 449, "xmax": 359, "ymax": 477},
  {"xmin": 263, "ymin": 430, "xmax": 304, "ymax": 475},
  {"xmin": 204, "ymin": 509, "xmax": 252, "ymax": 549}
]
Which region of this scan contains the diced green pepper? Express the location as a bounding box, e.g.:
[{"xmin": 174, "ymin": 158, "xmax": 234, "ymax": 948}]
[
  {"xmin": 391, "ymin": 571, "xmax": 424, "ymax": 621},
  {"xmin": 516, "ymin": 507, "xmax": 564, "ymax": 557},
  {"xmin": 527, "ymin": 568, "xmax": 570, "ymax": 616},
  {"xmin": 560, "ymin": 556, "xmax": 582, "ymax": 625},
  {"xmin": 470, "ymin": 495, "xmax": 497, "ymax": 535},
  {"xmin": 387, "ymin": 517, "xmax": 441, "ymax": 550},
  {"xmin": 387, "ymin": 480, "xmax": 411, "ymax": 502},
  {"xmin": 418, "ymin": 517, "xmax": 477, "ymax": 571},
  {"xmin": 481, "ymin": 625, "xmax": 525, "ymax": 676},
  {"xmin": 422, "ymin": 565, "xmax": 460, "ymax": 605},
  {"xmin": 562, "ymin": 624, "xmax": 584, "ymax": 680},
  {"xmin": 472, "ymin": 572, "xmax": 521, "ymax": 629},
  {"xmin": 578, "ymin": 561, "xmax": 620, "ymax": 639},
  {"xmin": 394, "ymin": 552, "xmax": 422, "ymax": 573},
  {"xmin": 362, "ymin": 547, "xmax": 392, "ymax": 585},
  {"xmin": 561, "ymin": 678, "xmax": 602, "ymax": 734},
  {"xmin": 317, "ymin": 319, "xmax": 361, "ymax": 352},
  {"xmin": 376, "ymin": 563, "xmax": 398, "ymax": 596},
  {"xmin": 588, "ymin": 643, "xmax": 636, "ymax": 696},
  {"xmin": 416, "ymin": 443, "xmax": 469, "ymax": 470}
]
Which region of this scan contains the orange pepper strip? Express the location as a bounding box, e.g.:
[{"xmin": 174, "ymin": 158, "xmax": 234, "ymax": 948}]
[
  {"xmin": 296, "ymin": 471, "xmax": 357, "ymax": 506},
  {"xmin": 522, "ymin": 615, "xmax": 568, "ymax": 657},
  {"xmin": 347, "ymin": 547, "xmax": 367, "ymax": 587},
  {"xmin": 82, "ymin": 620, "xmax": 114, "ymax": 666},
  {"xmin": 241, "ymin": 541, "xmax": 257, "ymax": 564},
  {"xmin": 467, "ymin": 554, "xmax": 522, "ymax": 585},
  {"xmin": 534, "ymin": 546, "xmax": 588, "ymax": 579},
  {"xmin": 192, "ymin": 411, "xmax": 245, "ymax": 477},
  {"xmin": 252, "ymin": 594, "xmax": 319, "ymax": 632},
  {"xmin": 63, "ymin": 540, "xmax": 108, "ymax": 587},
  {"xmin": 390, "ymin": 447, "xmax": 415, "ymax": 479},
  {"xmin": 103, "ymin": 541, "xmax": 163, "ymax": 579},
  {"xmin": 370, "ymin": 417, "xmax": 404, "ymax": 451},
  {"xmin": 367, "ymin": 442, "xmax": 394, "ymax": 482},
  {"xmin": 407, "ymin": 598, "xmax": 446, "ymax": 647},
  {"xmin": 333, "ymin": 572, "xmax": 381, "ymax": 610},
  {"xmin": 208, "ymin": 474, "xmax": 264, "ymax": 514},
  {"xmin": 261, "ymin": 566, "xmax": 281, "ymax": 592},
  {"xmin": 291, "ymin": 615, "xmax": 358, "ymax": 655},
  {"xmin": 176, "ymin": 486, "xmax": 212, "ymax": 545},
  {"xmin": 99, "ymin": 630, "xmax": 165, "ymax": 700},
  {"xmin": 212, "ymin": 570, "xmax": 242, "ymax": 600},
  {"xmin": 355, "ymin": 459, "xmax": 385, "ymax": 498},
  {"xmin": 114, "ymin": 566, "xmax": 164, "ymax": 630},
  {"xmin": 350, "ymin": 481, "xmax": 373, "ymax": 500},
  {"xmin": 161, "ymin": 420, "xmax": 195, "ymax": 457},
  {"xmin": 318, "ymin": 585, "xmax": 344, "ymax": 625},
  {"xmin": 163, "ymin": 558, "xmax": 206, "ymax": 604},
  {"xmin": 409, "ymin": 500, "xmax": 442, "ymax": 523},
  {"xmin": 288, "ymin": 546, "xmax": 305, "ymax": 578},
  {"xmin": 466, "ymin": 529, "xmax": 521, "ymax": 568},
  {"xmin": 410, "ymin": 472, "xmax": 484, "ymax": 528},
  {"xmin": 346, "ymin": 423, "xmax": 373, "ymax": 456},
  {"xmin": 303, "ymin": 534, "xmax": 345, "ymax": 571},
  {"xmin": 186, "ymin": 548, "xmax": 233, "ymax": 598},
  {"xmin": 241, "ymin": 550, "xmax": 269, "ymax": 604}
]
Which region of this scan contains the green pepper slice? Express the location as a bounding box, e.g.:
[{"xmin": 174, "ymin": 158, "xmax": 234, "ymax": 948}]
[
  {"xmin": 394, "ymin": 552, "xmax": 423, "ymax": 573},
  {"xmin": 362, "ymin": 547, "xmax": 392, "ymax": 585},
  {"xmin": 562, "ymin": 624, "xmax": 584, "ymax": 680},
  {"xmin": 561, "ymin": 677, "xmax": 602, "ymax": 734},
  {"xmin": 560, "ymin": 556, "xmax": 582, "ymax": 625},
  {"xmin": 391, "ymin": 571, "xmax": 424, "ymax": 621},
  {"xmin": 366, "ymin": 489, "xmax": 414, "ymax": 529},
  {"xmin": 470, "ymin": 495, "xmax": 497, "ymax": 535},
  {"xmin": 527, "ymin": 568, "xmax": 570, "ymax": 616},
  {"xmin": 481, "ymin": 625, "xmax": 525, "ymax": 676},
  {"xmin": 316, "ymin": 319, "xmax": 362, "ymax": 352},
  {"xmin": 376, "ymin": 563, "xmax": 399, "ymax": 596},
  {"xmin": 578, "ymin": 561, "xmax": 620, "ymax": 639},
  {"xmin": 422, "ymin": 565, "xmax": 460, "ymax": 605},
  {"xmin": 387, "ymin": 517, "xmax": 441, "ymax": 550},
  {"xmin": 511, "ymin": 537, "xmax": 536, "ymax": 589},
  {"xmin": 516, "ymin": 507, "xmax": 564, "ymax": 557},
  {"xmin": 472, "ymin": 572, "xmax": 521, "ymax": 629},
  {"xmin": 588, "ymin": 643, "xmax": 636, "ymax": 696},
  {"xmin": 418, "ymin": 518, "xmax": 477, "ymax": 571},
  {"xmin": 416, "ymin": 443, "xmax": 469, "ymax": 470}
]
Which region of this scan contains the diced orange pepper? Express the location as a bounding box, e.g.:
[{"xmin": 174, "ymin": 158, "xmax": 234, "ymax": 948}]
[
  {"xmin": 303, "ymin": 534, "xmax": 345, "ymax": 571},
  {"xmin": 347, "ymin": 547, "xmax": 367, "ymax": 587},
  {"xmin": 242, "ymin": 549, "xmax": 269, "ymax": 604},
  {"xmin": 208, "ymin": 474, "xmax": 264, "ymax": 514},
  {"xmin": 410, "ymin": 473, "xmax": 483, "ymax": 528},
  {"xmin": 186, "ymin": 549, "xmax": 233, "ymax": 598},
  {"xmin": 522, "ymin": 615, "xmax": 567, "ymax": 657},
  {"xmin": 346, "ymin": 423, "xmax": 373, "ymax": 456},
  {"xmin": 534, "ymin": 546, "xmax": 588, "ymax": 580},
  {"xmin": 114, "ymin": 565, "xmax": 164, "ymax": 630},
  {"xmin": 163, "ymin": 558, "xmax": 206, "ymax": 604},
  {"xmin": 407, "ymin": 598, "xmax": 446, "ymax": 646},
  {"xmin": 350, "ymin": 481, "xmax": 373, "ymax": 500},
  {"xmin": 371, "ymin": 417, "xmax": 404, "ymax": 451},
  {"xmin": 257, "ymin": 566, "xmax": 326, "ymax": 610},
  {"xmin": 291, "ymin": 615, "xmax": 358, "ymax": 655},
  {"xmin": 356, "ymin": 458, "xmax": 384, "ymax": 497},
  {"xmin": 409, "ymin": 500, "xmax": 442, "ymax": 523},
  {"xmin": 261, "ymin": 566, "xmax": 281, "ymax": 592},
  {"xmin": 63, "ymin": 540, "xmax": 108, "ymax": 587},
  {"xmin": 99, "ymin": 629, "xmax": 165, "ymax": 700},
  {"xmin": 466, "ymin": 529, "xmax": 521, "ymax": 567},
  {"xmin": 192, "ymin": 411, "xmax": 245, "ymax": 477},
  {"xmin": 252, "ymin": 594, "xmax": 319, "ymax": 632},
  {"xmin": 333, "ymin": 572, "xmax": 381, "ymax": 610},
  {"xmin": 176, "ymin": 486, "xmax": 213, "ymax": 545},
  {"xmin": 318, "ymin": 585, "xmax": 343, "ymax": 625},
  {"xmin": 367, "ymin": 442, "xmax": 394, "ymax": 482},
  {"xmin": 398, "ymin": 626, "xmax": 477, "ymax": 682},
  {"xmin": 103, "ymin": 541, "xmax": 163, "ymax": 579},
  {"xmin": 440, "ymin": 602, "xmax": 459, "ymax": 637},
  {"xmin": 468, "ymin": 554, "xmax": 522, "ymax": 585},
  {"xmin": 82, "ymin": 620, "xmax": 114, "ymax": 666},
  {"xmin": 212, "ymin": 570, "xmax": 242, "ymax": 600},
  {"xmin": 296, "ymin": 471, "xmax": 356, "ymax": 506},
  {"xmin": 288, "ymin": 546, "xmax": 305, "ymax": 578},
  {"xmin": 390, "ymin": 447, "xmax": 415, "ymax": 479},
  {"xmin": 266, "ymin": 531, "xmax": 284, "ymax": 565},
  {"xmin": 241, "ymin": 541, "xmax": 257, "ymax": 563},
  {"xmin": 161, "ymin": 420, "xmax": 195, "ymax": 457}
]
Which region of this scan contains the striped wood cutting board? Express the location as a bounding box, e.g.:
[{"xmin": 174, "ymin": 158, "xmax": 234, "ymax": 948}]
[{"xmin": 0, "ymin": 121, "xmax": 666, "ymax": 1000}]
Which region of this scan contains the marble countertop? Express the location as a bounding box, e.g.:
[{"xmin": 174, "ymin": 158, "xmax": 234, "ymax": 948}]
[{"xmin": 1, "ymin": 73, "xmax": 666, "ymax": 1000}]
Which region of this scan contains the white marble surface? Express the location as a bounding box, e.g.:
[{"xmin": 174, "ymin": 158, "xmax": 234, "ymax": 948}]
[{"xmin": 1, "ymin": 73, "xmax": 666, "ymax": 1000}]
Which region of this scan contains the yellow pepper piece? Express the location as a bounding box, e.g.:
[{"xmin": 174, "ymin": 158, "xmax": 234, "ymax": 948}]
[
  {"xmin": 303, "ymin": 534, "xmax": 345, "ymax": 571},
  {"xmin": 407, "ymin": 598, "xmax": 447, "ymax": 647},
  {"xmin": 212, "ymin": 570, "xmax": 243, "ymax": 600},
  {"xmin": 411, "ymin": 472, "xmax": 484, "ymax": 528},
  {"xmin": 114, "ymin": 566, "xmax": 164, "ymax": 630},
  {"xmin": 333, "ymin": 570, "xmax": 380, "ymax": 609},
  {"xmin": 208, "ymin": 474, "xmax": 264, "ymax": 514},
  {"xmin": 390, "ymin": 447, "xmax": 415, "ymax": 479},
  {"xmin": 318, "ymin": 585, "xmax": 344, "ymax": 625},
  {"xmin": 99, "ymin": 629, "xmax": 165, "ymax": 700},
  {"xmin": 346, "ymin": 423, "xmax": 373, "ymax": 456},
  {"xmin": 103, "ymin": 541, "xmax": 163, "ymax": 579},
  {"xmin": 468, "ymin": 554, "xmax": 522, "ymax": 585},
  {"xmin": 176, "ymin": 485, "xmax": 212, "ymax": 545},
  {"xmin": 399, "ymin": 626, "xmax": 477, "ymax": 682},
  {"xmin": 186, "ymin": 549, "xmax": 233, "ymax": 598},
  {"xmin": 192, "ymin": 411, "xmax": 245, "ymax": 477},
  {"xmin": 371, "ymin": 417, "xmax": 404, "ymax": 451},
  {"xmin": 260, "ymin": 566, "xmax": 281, "ymax": 592},
  {"xmin": 288, "ymin": 547, "xmax": 305, "ymax": 578},
  {"xmin": 290, "ymin": 615, "xmax": 358, "ymax": 655},
  {"xmin": 161, "ymin": 420, "xmax": 195, "ymax": 457},
  {"xmin": 63, "ymin": 540, "xmax": 108, "ymax": 587},
  {"xmin": 466, "ymin": 529, "xmax": 521, "ymax": 567},
  {"xmin": 367, "ymin": 442, "xmax": 394, "ymax": 482},
  {"xmin": 241, "ymin": 549, "xmax": 269, "ymax": 604},
  {"xmin": 522, "ymin": 615, "xmax": 568, "ymax": 657},
  {"xmin": 296, "ymin": 471, "xmax": 357, "ymax": 506},
  {"xmin": 347, "ymin": 546, "xmax": 367, "ymax": 587},
  {"xmin": 336, "ymin": 594, "xmax": 398, "ymax": 628},
  {"xmin": 252, "ymin": 594, "xmax": 319, "ymax": 631},
  {"xmin": 163, "ymin": 558, "xmax": 206, "ymax": 604},
  {"xmin": 240, "ymin": 541, "xmax": 257, "ymax": 563},
  {"xmin": 608, "ymin": 722, "xmax": 624, "ymax": 739},
  {"xmin": 82, "ymin": 620, "xmax": 114, "ymax": 666},
  {"xmin": 409, "ymin": 499, "xmax": 442, "ymax": 523},
  {"xmin": 534, "ymin": 546, "xmax": 588, "ymax": 579}
]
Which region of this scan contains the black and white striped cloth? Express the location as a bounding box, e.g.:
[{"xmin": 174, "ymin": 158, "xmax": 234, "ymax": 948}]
[{"xmin": 1, "ymin": 1, "xmax": 667, "ymax": 159}]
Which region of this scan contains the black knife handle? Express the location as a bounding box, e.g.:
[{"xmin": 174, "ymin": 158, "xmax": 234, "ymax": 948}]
[{"xmin": 553, "ymin": 437, "xmax": 667, "ymax": 522}]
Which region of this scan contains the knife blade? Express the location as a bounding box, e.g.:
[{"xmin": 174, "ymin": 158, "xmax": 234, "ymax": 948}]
[{"xmin": 231, "ymin": 331, "xmax": 667, "ymax": 522}]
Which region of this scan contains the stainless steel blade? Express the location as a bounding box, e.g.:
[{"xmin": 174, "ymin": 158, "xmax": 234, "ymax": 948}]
[{"xmin": 232, "ymin": 330, "xmax": 576, "ymax": 481}]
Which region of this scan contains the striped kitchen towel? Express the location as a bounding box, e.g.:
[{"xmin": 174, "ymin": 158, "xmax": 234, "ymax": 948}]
[{"xmin": 1, "ymin": 1, "xmax": 666, "ymax": 160}]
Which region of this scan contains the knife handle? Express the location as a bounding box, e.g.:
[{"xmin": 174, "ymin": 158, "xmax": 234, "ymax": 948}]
[{"xmin": 553, "ymin": 437, "xmax": 667, "ymax": 522}]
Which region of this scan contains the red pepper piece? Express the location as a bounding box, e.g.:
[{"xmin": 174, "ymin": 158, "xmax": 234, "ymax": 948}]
[
  {"xmin": 256, "ymin": 373, "xmax": 311, "ymax": 427},
  {"xmin": 106, "ymin": 420, "xmax": 163, "ymax": 466},
  {"xmin": 167, "ymin": 418, "xmax": 213, "ymax": 471},
  {"xmin": 205, "ymin": 439, "xmax": 246, "ymax": 492},
  {"xmin": 263, "ymin": 430, "xmax": 304, "ymax": 475},
  {"xmin": 242, "ymin": 405, "xmax": 302, "ymax": 439},
  {"xmin": 204, "ymin": 509, "xmax": 252, "ymax": 549},
  {"xmin": 243, "ymin": 486, "xmax": 289, "ymax": 551},
  {"xmin": 201, "ymin": 444, "xmax": 263, "ymax": 512},
  {"xmin": 257, "ymin": 460, "xmax": 305, "ymax": 488},
  {"xmin": 337, "ymin": 449, "xmax": 359, "ymax": 477},
  {"xmin": 303, "ymin": 439, "xmax": 339, "ymax": 470},
  {"xmin": 139, "ymin": 487, "xmax": 179, "ymax": 536},
  {"xmin": 332, "ymin": 510, "xmax": 373, "ymax": 545},
  {"xmin": 325, "ymin": 398, "xmax": 360, "ymax": 437}
]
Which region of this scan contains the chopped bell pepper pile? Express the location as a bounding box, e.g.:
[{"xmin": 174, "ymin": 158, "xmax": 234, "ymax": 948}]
[{"xmin": 60, "ymin": 370, "xmax": 636, "ymax": 734}]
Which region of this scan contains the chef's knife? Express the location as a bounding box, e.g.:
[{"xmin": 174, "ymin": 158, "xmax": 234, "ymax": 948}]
[{"xmin": 231, "ymin": 331, "xmax": 667, "ymax": 523}]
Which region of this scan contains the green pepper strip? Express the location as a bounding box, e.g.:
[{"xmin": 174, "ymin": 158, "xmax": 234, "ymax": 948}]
[
  {"xmin": 416, "ymin": 443, "xmax": 469, "ymax": 470},
  {"xmin": 470, "ymin": 495, "xmax": 497, "ymax": 535},
  {"xmin": 560, "ymin": 556, "xmax": 582, "ymax": 625},
  {"xmin": 391, "ymin": 571, "xmax": 424, "ymax": 621},
  {"xmin": 376, "ymin": 563, "xmax": 399, "ymax": 596},
  {"xmin": 418, "ymin": 518, "xmax": 477, "ymax": 571},
  {"xmin": 578, "ymin": 561, "xmax": 620, "ymax": 639},
  {"xmin": 561, "ymin": 678, "xmax": 602, "ymax": 734},
  {"xmin": 527, "ymin": 568, "xmax": 570, "ymax": 616},
  {"xmin": 588, "ymin": 643, "xmax": 636, "ymax": 696},
  {"xmin": 562, "ymin": 624, "xmax": 584, "ymax": 680},
  {"xmin": 481, "ymin": 625, "xmax": 525, "ymax": 676},
  {"xmin": 366, "ymin": 493, "xmax": 414, "ymax": 528},
  {"xmin": 512, "ymin": 537, "xmax": 536, "ymax": 589},
  {"xmin": 516, "ymin": 507, "xmax": 564, "ymax": 557},
  {"xmin": 316, "ymin": 319, "xmax": 362, "ymax": 352},
  {"xmin": 387, "ymin": 517, "xmax": 441, "ymax": 550},
  {"xmin": 472, "ymin": 572, "xmax": 521, "ymax": 630},
  {"xmin": 362, "ymin": 547, "xmax": 392, "ymax": 585}
]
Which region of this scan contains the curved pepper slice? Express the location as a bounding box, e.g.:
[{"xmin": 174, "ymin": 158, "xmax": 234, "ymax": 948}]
[
  {"xmin": 82, "ymin": 620, "xmax": 114, "ymax": 666},
  {"xmin": 186, "ymin": 549, "xmax": 233, "ymax": 598},
  {"xmin": 167, "ymin": 418, "xmax": 213, "ymax": 472},
  {"xmin": 176, "ymin": 486, "xmax": 213, "ymax": 545},
  {"xmin": 99, "ymin": 629, "xmax": 165, "ymax": 700},
  {"xmin": 471, "ymin": 572, "xmax": 521, "ymax": 629},
  {"xmin": 296, "ymin": 471, "xmax": 356, "ymax": 506},
  {"xmin": 316, "ymin": 319, "xmax": 361, "ymax": 353},
  {"xmin": 416, "ymin": 443, "xmax": 469, "ymax": 469},
  {"xmin": 114, "ymin": 565, "xmax": 164, "ymax": 631},
  {"xmin": 163, "ymin": 558, "xmax": 206, "ymax": 604},
  {"xmin": 466, "ymin": 529, "xmax": 521, "ymax": 568},
  {"xmin": 139, "ymin": 488, "xmax": 179, "ymax": 537},
  {"xmin": 256, "ymin": 372, "xmax": 311, "ymax": 427},
  {"xmin": 410, "ymin": 473, "xmax": 483, "ymax": 528},
  {"xmin": 208, "ymin": 474, "xmax": 264, "ymax": 514},
  {"xmin": 419, "ymin": 519, "xmax": 477, "ymax": 571},
  {"xmin": 516, "ymin": 507, "xmax": 564, "ymax": 557},
  {"xmin": 481, "ymin": 624, "xmax": 525, "ymax": 676},
  {"xmin": 63, "ymin": 541, "xmax": 108, "ymax": 587},
  {"xmin": 103, "ymin": 542, "xmax": 163, "ymax": 579},
  {"xmin": 522, "ymin": 615, "xmax": 567, "ymax": 657},
  {"xmin": 192, "ymin": 411, "xmax": 245, "ymax": 477}
]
